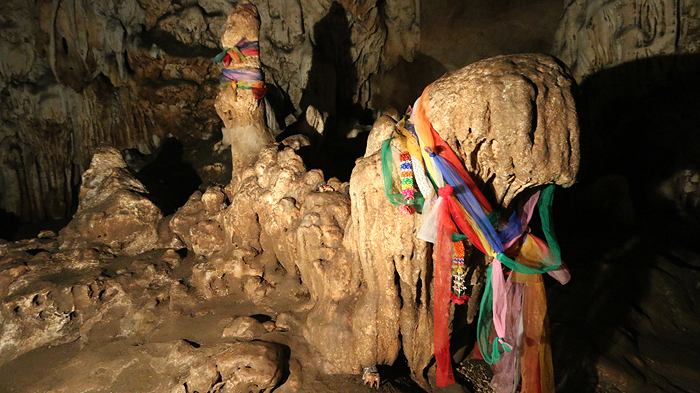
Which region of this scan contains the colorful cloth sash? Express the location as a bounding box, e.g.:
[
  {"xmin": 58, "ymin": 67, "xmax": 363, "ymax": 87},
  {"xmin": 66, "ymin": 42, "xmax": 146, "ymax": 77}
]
[
  {"xmin": 381, "ymin": 86, "xmax": 570, "ymax": 391},
  {"xmin": 214, "ymin": 38, "xmax": 266, "ymax": 100}
]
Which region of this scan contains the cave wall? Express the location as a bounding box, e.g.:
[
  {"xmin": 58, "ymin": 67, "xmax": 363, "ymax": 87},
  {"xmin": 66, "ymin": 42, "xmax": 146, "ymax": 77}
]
[
  {"xmin": 0, "ymin": 0, "xmax": 419, "ymax": 229},
  {"xmin": 553, "ymin": 0, "xmax": 700, "ymax": 83},
  {"xmin": 549, "ymin": 1, "xmax": 700, "ymax": 392}
]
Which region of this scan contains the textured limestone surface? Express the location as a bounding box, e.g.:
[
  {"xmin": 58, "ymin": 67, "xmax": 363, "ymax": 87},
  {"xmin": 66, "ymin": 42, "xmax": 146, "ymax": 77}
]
[
  {"xmin": 0, "ymin": 0, "xmax": 419, "ymax": 225},
  {"xmin": 58, "ymin": 147, "xmax": 163, "ymax": 255},
  {"xmin": 0, "ymin": 51, "xmax": 584, "ymax": 392},
  {"xmin": 214, "ymin": 4, "xmax": 274, "ymax": 173},
  {"xmin": 0, "ymin": 137, "xmax": 422, "ymax": 393},
  {"xmin": 423, "ymin": 53, "xmax": 580, "ymax": 207},
  {"xmin": 553, "ymin": 0, "xmax": 700, "ymax": 82}
]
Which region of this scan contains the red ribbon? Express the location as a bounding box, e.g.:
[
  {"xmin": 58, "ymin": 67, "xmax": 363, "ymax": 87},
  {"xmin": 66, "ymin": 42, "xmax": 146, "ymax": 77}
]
[{"xmin": 435, "ymin": 186, "xmax": 458, "ymax": 387}]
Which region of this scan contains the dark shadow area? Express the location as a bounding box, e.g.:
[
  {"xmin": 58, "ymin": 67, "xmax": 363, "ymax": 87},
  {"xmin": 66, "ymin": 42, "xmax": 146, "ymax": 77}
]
[
  {"xmin": 12, "ymin": 218, "xmax": 72, "ymax": 241},
  {"xmin": 278, "ymin": 1, "xmax": 372, "ymax": 182},
  {"xmin": 1, "ymin": 209, "xmax": 71, "ymax": 242},
  {"xmin": 131, "ymin": 137, "xmax": 202, "ymax": 216},
  {"xmin": 140, "ymin": 8, "xmax": 222, "ymax": 59},
  {"xmin": 369, "ymin": 53, "xmax": 448, "ymax": 113},
  {"xmin": 383, "ymin": 350, "xmax": 429, "ymax": 392},
  {"xmin": 548, "ymin": 53, "xmax": 700, "ymax": 392},
  {"xmin": 264, "ymin": 84, "xmax": 297, "ymax": 132},
  {"xmin": 0, "ymin": 208, "xmax": 21, "ymax": 240}
]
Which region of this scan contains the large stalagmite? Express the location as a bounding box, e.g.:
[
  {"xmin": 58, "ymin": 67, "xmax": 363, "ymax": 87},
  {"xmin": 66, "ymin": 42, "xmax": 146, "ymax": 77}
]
[
  {"xmin": 0, "ymin": 51, "xmax": 580, "ymax": 392},
  {"xmin": 214, "ymin": 4, "xmax": 274, "ymax": 174},
  {"xmin": 422, "ymin": 53, "xmax": 580, "ymax": 206},
  {"xmin": 345, "ymin": 53, "xmax": 579, "ymax": 388}
]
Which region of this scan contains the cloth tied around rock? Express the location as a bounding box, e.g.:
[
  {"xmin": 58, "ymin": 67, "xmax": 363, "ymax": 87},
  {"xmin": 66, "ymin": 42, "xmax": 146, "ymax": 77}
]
[
  {"xmin": 214, "ymin": 38, "xmax": 266, "ymax": 100},
  {"xmin": 379, "ymin": 88, "xmax": 571, "ymax": 390}
]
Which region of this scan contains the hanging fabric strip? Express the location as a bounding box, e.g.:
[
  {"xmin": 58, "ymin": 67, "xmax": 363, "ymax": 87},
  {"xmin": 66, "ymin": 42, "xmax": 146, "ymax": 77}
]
[
  {"xmin": 381, "ymin": 88, "xmax": 570, "ymax": 390},
  {"xmin": 435, "ymin": 186, "xmax": 458, "ymax": 387},
  {"xmin": 492, "ymin": 190, "xmax": 542, "ymax": 344},
  {"xmin": 428, "ymin": 124, "xmax": 493, "ymax": 212},
  {"xmin": 380, "ymin": 138, "xmax": 425, "ymax": 212},
  {"xmin": 478, "ymin": 264, "xmax": 512, "ymax": 365},
  {"xmin": 411, "ymin": 96, "xmax": 439, "ymax": 183},
  {"xmin": 516, "ymin": 272, "xmax": 551, "ymax": 393},
  {"xmin": 538, "ymin": 185, "xmax": 571, "ymax": 284},
  {"xmin": 431, "ymin": 153, "xmax": 502, "ymax": 254},
  {"xmin": 490, "ymin": 274, "xmax": 524, "ymax": 393}
]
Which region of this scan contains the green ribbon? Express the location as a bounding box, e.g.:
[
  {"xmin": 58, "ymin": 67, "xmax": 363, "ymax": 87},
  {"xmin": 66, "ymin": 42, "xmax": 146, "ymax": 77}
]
[
  {"xmin": 478, "ymin": 184, "xmax": 562, "ymax": 365},
  {"xmin": 381, "ymin": 137, "xmax": 424, "ymax": 212}
]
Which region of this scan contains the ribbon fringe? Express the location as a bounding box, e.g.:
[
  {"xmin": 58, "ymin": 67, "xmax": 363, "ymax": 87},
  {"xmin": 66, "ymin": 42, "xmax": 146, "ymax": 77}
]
[{"xmin": 381, "ymin": 88, "xmax": 570, "ymax": 390}]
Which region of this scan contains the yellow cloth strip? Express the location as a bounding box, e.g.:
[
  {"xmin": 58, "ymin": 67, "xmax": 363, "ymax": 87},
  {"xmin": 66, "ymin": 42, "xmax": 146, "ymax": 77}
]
[
  {"xmin": 412, "ymin": 91, "xmax": 440, "ymax": 184},
  {"xmin": 456, "ymin": 201, "xmax": 496, "ymax": 256}
]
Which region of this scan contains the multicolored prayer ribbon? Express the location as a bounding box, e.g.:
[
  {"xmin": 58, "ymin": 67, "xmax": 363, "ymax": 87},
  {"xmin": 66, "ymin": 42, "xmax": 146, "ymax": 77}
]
[
  {"xmin": 214, "ymin": 38, "xmax": 267, "ymax": 100},
  {"xmin": 381, "ymin": 86, "xmax": 570, "ymax": 391}
]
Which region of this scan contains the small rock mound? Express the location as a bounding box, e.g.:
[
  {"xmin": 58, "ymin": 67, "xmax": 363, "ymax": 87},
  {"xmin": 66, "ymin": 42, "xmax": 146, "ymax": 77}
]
[{"xmin": 58, "ymin": 146, "xmax": 162, "ymax": 255}]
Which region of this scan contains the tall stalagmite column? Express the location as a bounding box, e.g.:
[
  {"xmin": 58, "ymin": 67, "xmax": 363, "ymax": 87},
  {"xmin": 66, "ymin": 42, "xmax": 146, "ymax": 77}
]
[{"xmin": 215, "ymin": 3, "xmax": 274, "ymax": 177}]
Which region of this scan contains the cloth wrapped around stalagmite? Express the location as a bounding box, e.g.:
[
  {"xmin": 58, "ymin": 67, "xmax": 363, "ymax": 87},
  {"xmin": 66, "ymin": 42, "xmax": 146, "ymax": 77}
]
[
  {"xmin": 214, "ymin": 38, "xmax": 267, "ymax": 100},
  {"xmin": 380, "ymin": 87, "xmax": 570, "ymax": 390}
]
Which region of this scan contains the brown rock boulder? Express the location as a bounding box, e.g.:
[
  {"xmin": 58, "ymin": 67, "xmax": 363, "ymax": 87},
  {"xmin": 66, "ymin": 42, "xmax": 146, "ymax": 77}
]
[
  {"xmin": 423, "ymin": 53, "xmax": 580, "ymax": 206},
  {"xmin": 170, "ymin": 185, "xmax": 229, "ymax": 257},
  {"xmin": 58, "ymin": 147, "xmax": 162, "ymax": 255},
  {"xmin": 212, "ymin": 340, "xmax": 288, "ymax": 393}
]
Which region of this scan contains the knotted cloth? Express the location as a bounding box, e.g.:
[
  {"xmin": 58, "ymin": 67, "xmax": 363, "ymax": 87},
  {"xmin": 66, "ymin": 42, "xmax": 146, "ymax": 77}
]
[
  {"xmin": 381, "ymin": 85, "xmax": 570, "ymax": 390},
  {"xmin": 214, "ymin": 38, "xmax": 266, "ymax": 99}
]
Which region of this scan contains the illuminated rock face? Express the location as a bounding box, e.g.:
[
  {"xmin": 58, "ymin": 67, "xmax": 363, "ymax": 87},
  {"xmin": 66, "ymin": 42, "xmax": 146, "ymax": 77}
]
[
  {"xmin": 423, "ymin": 53, "xmax": 580, "ymax": 207},
  {"xmin": 214, "ymin": 4, "xmax": 274, "ymax": 174},
  {"xmin": 0, "ymin": 48, "xmax": 582, "ymax": 391},
  {"xmin": 0, "ymin": 0, "xmax": 419, "ymax": 225},
  {"xmin": 57, "ymin": 147, "xmax": 164, "ymax": 256},
  {"xmin": 553, "ymin": 0, "xmax": 700, "ymax": 83}
]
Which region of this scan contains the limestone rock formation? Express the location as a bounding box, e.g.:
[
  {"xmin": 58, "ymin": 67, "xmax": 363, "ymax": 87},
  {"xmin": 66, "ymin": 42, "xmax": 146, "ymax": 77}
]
[
  {"xmin": 0, "ymin": 0, "xmax": 419, "ymax": 226},
  {"xmin": 0, "ymin": 236, "xmax": 188, "ymax": 367},
  {"xmin": 1, "ymin": 49, "xmax": 583, "ymax": 391},
  {"xmin": 553, "ymin": 0, "xmax": 700, "ymax": 82},
  {"xmin": 422, "ymin": 53, "xmax": 580, "ymax": 206},
  {"xmin": 214, "ymin": 4, "xmax": 274, "ymax": 172},
  {"xmin": 58, "ymin": 147, "xmax": 162, "ymax": 255},
  {"xmin": 170, "ymin": 186, "xmax": 229, "ymax": 257},
  {"xmin": 345, "ymin": 151, "xmax": 435, "ymax": 386},
  {"xmin": 10, "ymin": 339, "xmax": 287, "ymax": 393}
]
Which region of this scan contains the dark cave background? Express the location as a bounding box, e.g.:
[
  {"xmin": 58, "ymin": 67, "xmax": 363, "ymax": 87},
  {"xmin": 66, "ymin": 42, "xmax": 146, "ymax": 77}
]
[{"xmin": 2, "ymin": 0, "xmax": 700, "ymax": 392}]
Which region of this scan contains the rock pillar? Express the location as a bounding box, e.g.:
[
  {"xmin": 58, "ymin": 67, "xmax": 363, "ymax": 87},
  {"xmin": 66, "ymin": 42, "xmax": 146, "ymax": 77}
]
[{"xmin": 214, "ymin": 3, "xmax": 274, "ymax": 177}]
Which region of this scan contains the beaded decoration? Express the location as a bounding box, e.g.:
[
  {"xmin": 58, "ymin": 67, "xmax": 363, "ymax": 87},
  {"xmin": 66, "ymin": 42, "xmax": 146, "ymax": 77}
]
[
  {"xmin": 450, "ymin": 240, "xmax": 469, "ymax": 304},
  {"xmin": 400, "ymin": 151, "xmax": 415, "ymax": 197},
  {"xmin": 394, "ymin": 117, "xmax": 420, "ymax": 216}
]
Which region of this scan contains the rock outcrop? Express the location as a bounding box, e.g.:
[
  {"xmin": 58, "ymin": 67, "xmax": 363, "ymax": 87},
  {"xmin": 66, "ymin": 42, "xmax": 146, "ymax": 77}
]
[
  {"xmin": 553, "ymin": 0, "xmax": 700, "ymax": 82},
  {"xmin": 2, "ymin": 51, "xmax": 582, "ymax": 391},
  {"xmin": 58, "ymin": 147, "xmax": 163, "ymax": 255},
  {"xmin": 422, "ymin": 53, "xmax": 580, "ymax": 207},
  {"xmin": 0, "ymin": 0, "xmax": 420, "ymax": 226}
]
